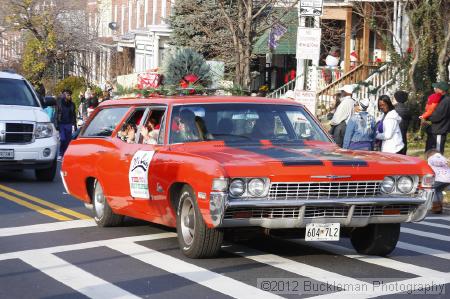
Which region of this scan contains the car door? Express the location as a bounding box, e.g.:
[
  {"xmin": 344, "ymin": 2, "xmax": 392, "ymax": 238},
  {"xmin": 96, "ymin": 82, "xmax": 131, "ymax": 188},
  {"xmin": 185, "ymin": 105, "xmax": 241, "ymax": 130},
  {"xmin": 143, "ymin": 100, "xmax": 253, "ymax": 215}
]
[
  {"xmin": 104, "ymin": 105, "xmax": 167, "ymax": 221},
  {"xmin": 63, "ymin": 106, "xmax": 130, "ymax": 202}
]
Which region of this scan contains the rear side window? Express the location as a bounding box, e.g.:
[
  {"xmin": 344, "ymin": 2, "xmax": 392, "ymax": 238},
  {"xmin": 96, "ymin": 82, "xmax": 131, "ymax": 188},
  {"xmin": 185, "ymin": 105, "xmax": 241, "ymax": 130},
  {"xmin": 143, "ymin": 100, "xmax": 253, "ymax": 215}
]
[
  {"xmin": 82, "ymin": 107, "xmax": 129, "ymax": 137},
  {"xmin": 0, "ymin": 79, "xmax": 38, "ymax": 107}
]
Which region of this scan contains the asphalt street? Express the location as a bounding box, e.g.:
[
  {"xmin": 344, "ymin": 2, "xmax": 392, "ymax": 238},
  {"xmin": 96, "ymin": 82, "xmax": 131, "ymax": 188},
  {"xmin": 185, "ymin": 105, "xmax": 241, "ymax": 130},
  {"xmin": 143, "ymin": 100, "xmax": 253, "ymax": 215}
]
[{"xmin": 0, "ymin": 164, "xmax": 449, "ymax": 299}]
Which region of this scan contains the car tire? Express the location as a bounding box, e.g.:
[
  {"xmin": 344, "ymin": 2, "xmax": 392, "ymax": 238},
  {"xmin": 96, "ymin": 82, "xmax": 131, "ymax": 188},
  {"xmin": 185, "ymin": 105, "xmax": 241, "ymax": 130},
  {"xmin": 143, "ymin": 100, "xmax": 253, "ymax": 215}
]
[
  {"xmin": 350, "ymin": 223, "xmax": 400, "ymax": 256},
  {"xmin": 92, "ymin": 180, "xmax": 124, "ymax": 227},
  {"xmin": 176, "ymin": 185, "xmax": 223, "ymax": 258},
  {"xmin": 35, "ymin": 158, "xmax": 57, "ymax": 181}
]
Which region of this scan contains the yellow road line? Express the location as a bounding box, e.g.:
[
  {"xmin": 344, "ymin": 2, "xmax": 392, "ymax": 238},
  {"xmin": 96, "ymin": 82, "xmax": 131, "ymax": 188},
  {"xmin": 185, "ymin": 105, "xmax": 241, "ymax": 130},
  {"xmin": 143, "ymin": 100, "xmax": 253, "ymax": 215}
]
[
  {"xmin": 0, "ymin": 191, "xmax": 72, "ymax": 221},
  {"xmin": 0, "ymin": 184, "xmax": 91, "ymax": 220}
]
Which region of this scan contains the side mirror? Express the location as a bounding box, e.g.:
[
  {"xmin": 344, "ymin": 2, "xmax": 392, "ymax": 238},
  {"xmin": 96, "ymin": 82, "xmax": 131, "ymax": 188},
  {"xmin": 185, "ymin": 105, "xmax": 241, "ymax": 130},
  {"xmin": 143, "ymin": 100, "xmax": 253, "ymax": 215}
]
[{"xmin": 43, "ymin": 96, "xmax": 56, "ymax": 107}]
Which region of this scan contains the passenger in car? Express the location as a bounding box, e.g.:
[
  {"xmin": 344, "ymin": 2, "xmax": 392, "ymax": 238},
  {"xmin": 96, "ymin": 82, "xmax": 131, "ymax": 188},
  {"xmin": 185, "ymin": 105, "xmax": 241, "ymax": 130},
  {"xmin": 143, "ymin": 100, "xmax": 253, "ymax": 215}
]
[
  {"xmin": 141, "ymin": 117, "xmax": 159, "ymax": 144},
  {"xmin": 251, "ymin": 114, "xmax": 275, "ymax": 139},
  {"xmin": 173, "ymin": 109, "xmax": 201, "ymax": 142},
  {"xmin": 118, "ymin": 123, "xmax": 136, "ymax": 143}
]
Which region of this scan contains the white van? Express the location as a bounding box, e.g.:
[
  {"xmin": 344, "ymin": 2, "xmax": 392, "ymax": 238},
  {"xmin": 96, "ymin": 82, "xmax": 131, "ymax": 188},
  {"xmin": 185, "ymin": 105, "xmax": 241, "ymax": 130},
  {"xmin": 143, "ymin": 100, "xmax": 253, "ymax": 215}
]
[{"xmin": 0, "ymin": 71, "xmax": 58, "ymax": 181}]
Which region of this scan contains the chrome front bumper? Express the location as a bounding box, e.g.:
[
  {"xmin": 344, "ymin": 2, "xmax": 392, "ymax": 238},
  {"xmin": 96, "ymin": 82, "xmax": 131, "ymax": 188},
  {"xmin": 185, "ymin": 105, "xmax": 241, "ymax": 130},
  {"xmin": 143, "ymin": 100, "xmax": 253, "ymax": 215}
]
[{"xmin": 209, "ymin": 189, "xmax": 434, "ymax": 229}]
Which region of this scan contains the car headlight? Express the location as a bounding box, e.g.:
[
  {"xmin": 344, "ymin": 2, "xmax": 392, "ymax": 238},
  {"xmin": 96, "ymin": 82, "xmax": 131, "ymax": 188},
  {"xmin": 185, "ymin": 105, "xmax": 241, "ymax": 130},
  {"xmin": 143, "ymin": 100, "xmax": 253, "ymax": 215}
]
[
  {"xmin": 248, "ymin": 178, "xmax": 266, "ymax": 197},
  {"xmin": 229, "ymin": 179, "xmax": 245, "ymax": 197},
  {"xmin": 381, "ymin": 176, "xmax": 395, "ymax": 194},
  {"xmin": 35, "ymin": 122, "xmax": 54, "ymax": 138},
  {"xmin": 397, "ymin": 176, "xmax": 414, "ymax": 193}
]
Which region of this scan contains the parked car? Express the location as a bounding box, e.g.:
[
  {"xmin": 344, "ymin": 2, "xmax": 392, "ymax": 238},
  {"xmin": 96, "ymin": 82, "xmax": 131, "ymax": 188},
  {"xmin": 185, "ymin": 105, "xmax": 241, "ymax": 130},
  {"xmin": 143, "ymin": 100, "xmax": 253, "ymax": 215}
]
[
  {"xmin": 61, "ymin": 96, "xmax": 434, "ymax": 258},
  {"xmin": 0, "ymin": 71, "xmax": 58, "ymax": 181}
]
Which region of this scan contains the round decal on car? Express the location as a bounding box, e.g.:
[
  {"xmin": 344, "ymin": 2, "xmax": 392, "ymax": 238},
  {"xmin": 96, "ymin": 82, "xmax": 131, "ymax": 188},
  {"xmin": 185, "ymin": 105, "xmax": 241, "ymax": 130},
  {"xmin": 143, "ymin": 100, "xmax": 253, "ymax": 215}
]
[{"xmin": 129, "ymin": 150, "xmax": 155, "ymax": 199}]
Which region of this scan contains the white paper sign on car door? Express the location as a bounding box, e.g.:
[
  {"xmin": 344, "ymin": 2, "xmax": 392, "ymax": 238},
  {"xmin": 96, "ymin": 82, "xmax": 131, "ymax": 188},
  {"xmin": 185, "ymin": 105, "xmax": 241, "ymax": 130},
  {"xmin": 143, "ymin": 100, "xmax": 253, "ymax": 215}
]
[{"xmin": 129, "ymin": 150, "xmax": 155, "ymax": 199}]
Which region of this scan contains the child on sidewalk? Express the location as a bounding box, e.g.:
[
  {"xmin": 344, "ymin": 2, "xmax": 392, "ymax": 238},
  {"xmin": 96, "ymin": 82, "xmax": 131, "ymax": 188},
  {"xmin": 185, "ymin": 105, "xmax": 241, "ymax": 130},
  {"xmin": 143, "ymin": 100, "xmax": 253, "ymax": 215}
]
[
  {"xmin": 425, "ymin": 149, "xmax": 450, "ymax": 214},
  {"xmin": 415, "ymin": 93, "xmax": 443, "ymax": 141},
  {"xmin": 420, "ymin": 92, "xmax": 442, "ymax": 120}
]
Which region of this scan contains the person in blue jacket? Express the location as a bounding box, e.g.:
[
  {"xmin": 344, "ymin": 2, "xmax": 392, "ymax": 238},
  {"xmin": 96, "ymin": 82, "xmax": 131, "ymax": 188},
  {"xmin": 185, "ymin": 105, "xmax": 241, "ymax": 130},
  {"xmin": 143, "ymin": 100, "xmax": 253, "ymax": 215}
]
[{"xmin": 343, "ymin": 98, "xmax": 376, "ymax": 150}]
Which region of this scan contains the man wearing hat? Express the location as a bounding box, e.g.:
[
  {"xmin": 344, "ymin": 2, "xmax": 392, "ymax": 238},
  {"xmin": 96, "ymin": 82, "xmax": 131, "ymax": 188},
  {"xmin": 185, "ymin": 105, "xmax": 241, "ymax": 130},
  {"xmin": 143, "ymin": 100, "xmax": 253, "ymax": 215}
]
[
  {"xmin": 427, "ymin": 81, "xmax": 450, "ymax": 153},
  {"xmin": 329, "ymin": 84, "xmax": 357, "ymax": 147},
  {"xmin": 343, "ymin": 98, "xmax": 376, "ymax": 150}
]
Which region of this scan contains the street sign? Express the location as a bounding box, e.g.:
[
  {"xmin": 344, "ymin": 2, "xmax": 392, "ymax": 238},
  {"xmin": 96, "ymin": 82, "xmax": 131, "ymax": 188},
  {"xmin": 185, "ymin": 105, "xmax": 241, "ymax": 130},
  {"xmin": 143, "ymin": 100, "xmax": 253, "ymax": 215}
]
[
  {"xmin": 294, "ymin": 90, "xmax": 317, "ymax": 116},
  {"xmin": 296, "ymin": 27, "xmax": 322, "ymax": 61},
  {"xmin": 299, "ymin": 0, "xmax": 323, "ymax": 16}
]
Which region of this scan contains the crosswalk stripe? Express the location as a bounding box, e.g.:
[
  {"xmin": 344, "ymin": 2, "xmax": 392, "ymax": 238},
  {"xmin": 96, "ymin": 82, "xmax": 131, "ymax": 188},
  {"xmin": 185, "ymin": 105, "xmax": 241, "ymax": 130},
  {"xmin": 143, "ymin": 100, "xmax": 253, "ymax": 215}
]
[
  {"xmin": 414, "ymin": 221, "xmax": 450, "ymax": 230},
  {"xmin": 21, "ymin": 253, "xmax": 139, "ymax": 299},
  {"xmin": 0, "ymin": 191, "xmax": 72, "ymax": 221},
  {"xmin": 292, "ymin": 240, "xmax": 446, "ymax": 277},
  {"xmin": 224, "ymin": 244, "xmax": 372, "ymax": 290},
  {"xmin": 108, "ymin": 242, "xmax": 283, "ymax": 299},
  {"xmin": 426, "ymin": 216, "xmax": 450, "ymax": 221},
  {"xmin": 0, "ymin": 184, "xmax": 91, "ymax": 220},
  {"xmin": 396, "ymin": 241, "xmax": 450, "ymax": 260},
  {"xmin": 0, "ymin": 219, "xmax": 96, "ymax": 238},
  {"xmin": 401, "ymin": 227, "xmax": 450, "ymax": 241},
  {"xmin": 0, "ymin": 233, "xmax": 177, "ymax": 261}
]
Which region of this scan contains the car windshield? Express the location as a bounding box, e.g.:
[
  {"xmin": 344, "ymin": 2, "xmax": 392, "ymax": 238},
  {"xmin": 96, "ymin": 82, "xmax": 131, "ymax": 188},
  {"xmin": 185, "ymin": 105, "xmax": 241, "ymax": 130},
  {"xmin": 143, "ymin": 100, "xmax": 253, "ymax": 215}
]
[
  {"xmin": 169, "ymin": 103, "xmax": 330, "ymax": 144},
  {"xmin": 0, "ymin": 78, "xmax": 38, "ymax": 107}
]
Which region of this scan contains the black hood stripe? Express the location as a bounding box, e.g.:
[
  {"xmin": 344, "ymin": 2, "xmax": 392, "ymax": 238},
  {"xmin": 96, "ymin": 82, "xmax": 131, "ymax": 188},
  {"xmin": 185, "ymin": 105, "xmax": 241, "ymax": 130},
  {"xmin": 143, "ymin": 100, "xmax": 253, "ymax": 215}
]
[
  {"xmin": 224, "ymin": 141, "xmax": 323, "ymax": 166},
  {"xmin": 223, "ymin": 140, "xmax": 369, "ymax": 167},
  {"xmin": 330, "ymin": 160, "xmax": 368, "ymax": 167}
]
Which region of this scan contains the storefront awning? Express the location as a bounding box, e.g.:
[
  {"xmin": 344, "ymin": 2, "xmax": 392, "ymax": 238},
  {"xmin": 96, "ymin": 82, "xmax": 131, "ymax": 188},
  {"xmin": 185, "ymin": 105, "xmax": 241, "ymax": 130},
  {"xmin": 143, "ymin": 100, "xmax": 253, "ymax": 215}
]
[{"xmin": 253, "ymin": 24, "xmax": 297, "ymax": 55}]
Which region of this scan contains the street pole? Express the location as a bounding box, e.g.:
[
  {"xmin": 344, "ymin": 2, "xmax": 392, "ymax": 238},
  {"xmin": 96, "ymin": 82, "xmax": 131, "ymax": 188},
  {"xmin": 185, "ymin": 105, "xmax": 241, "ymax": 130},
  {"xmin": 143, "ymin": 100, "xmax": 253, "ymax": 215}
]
[{"xmin": 295, "ymin": 0, "xmax": 323, "ymax": 116}]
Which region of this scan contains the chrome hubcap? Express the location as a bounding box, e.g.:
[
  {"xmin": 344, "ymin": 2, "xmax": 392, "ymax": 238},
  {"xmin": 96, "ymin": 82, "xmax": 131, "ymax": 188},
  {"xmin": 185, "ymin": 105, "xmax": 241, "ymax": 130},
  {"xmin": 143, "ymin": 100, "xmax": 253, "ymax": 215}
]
[
  {"xmin": 180, "ymin": 197, "xmax": 195, "ymax": 246},
  {"xmin": 94, "ymin": 182, "xmax": 105, "ymax": 219}
]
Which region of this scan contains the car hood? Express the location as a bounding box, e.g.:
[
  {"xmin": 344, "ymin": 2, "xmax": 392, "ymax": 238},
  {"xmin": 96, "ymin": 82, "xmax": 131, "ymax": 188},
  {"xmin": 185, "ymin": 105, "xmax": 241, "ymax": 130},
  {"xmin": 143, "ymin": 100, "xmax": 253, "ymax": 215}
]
[
  {"xmin": 170, "ymin": 141, "xmax": 432, "ymax": 180},
  {"xmin": 0, "ymin": 105, "xmax": 49, "ymax": 122}
]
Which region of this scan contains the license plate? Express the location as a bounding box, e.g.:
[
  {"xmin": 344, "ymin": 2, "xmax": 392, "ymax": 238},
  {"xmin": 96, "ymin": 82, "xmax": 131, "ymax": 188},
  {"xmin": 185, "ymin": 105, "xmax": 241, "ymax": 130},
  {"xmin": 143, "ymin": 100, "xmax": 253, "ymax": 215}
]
[
  {"xmin": 0, "ymin": 149, "xmax": 14, "ymax": 160},
  {"xmin": 305, "ymin": 223, "xmax": 340, "ymax": 241}
]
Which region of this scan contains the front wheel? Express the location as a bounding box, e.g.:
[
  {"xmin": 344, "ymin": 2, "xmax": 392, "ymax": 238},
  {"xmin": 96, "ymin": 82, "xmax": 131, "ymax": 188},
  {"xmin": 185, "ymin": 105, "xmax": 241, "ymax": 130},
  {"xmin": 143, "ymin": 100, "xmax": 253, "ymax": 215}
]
[
  {"xmin": 92, "ymin": 180, "xmax": 124, "ymax": 227},
  {"xmin": 350, "ymin": 223, "xmax": 400, "ymax": 256},
  {"xmin": 176, "ymin": 185, "xmax": 223, "ymax": 258}
]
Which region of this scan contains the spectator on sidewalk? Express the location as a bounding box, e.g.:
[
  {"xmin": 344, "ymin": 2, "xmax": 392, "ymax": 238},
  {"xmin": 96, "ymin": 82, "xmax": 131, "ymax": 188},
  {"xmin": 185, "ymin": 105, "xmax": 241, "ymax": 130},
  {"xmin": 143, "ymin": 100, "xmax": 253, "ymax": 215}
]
[
  {"xmin": 329, "ymin": 84, "xmax": 356, "ymax": 147},
  {"xmin": 394, "ymin": 91, "xmax": 411, "ymax": 155},
  {"xmin": 375, "ymin": 95, "xmax": 404, "ymax": 154},
  {"xmin": 426, "ymin": 81, "xmax": 450, "ymax": 154},
  {"xmin": 343, "ymin": 98, "xmax": 376, "ymax": 150},
  {"xmin": 425, "ymin": 149, "xmax": 450, "ymax": 214},
  {"xmin": 55, "ymin": 90, "xmax": 77, "ymax": 159}
]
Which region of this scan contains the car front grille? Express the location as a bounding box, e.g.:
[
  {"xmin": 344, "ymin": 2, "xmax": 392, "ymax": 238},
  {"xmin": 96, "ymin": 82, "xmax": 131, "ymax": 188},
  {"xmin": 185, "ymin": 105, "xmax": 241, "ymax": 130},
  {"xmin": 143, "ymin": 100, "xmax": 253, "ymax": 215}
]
[
  {"xmin": 268, "ymin": 181, "xmax": 381, "ymax": 200},
  {"xmin": 224, "ymin": 204, "xmax": 417, "ymax": 219},
  {"xmin": 304, "ymin": 206, "xmax": 349, "ymax": 218},
  {"xmin": 353, "ymin": 204, "xmax": 415, "ymax": 216},
  {"xmin": 224, "ymin": 207, "xmax": 301, "ymax": 219},
  {"xmin": 0, "ymin": 122, "xmax": 34, "ymax": 144}
]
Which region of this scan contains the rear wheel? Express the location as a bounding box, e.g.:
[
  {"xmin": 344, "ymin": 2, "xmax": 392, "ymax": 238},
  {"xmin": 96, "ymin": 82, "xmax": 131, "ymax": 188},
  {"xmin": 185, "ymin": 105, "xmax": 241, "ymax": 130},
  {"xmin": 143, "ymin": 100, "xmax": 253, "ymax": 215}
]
[
  {"xmin": 176, "ymin": 185, "xmax": 223, "ymax": 258},
  {"xmin": 35, "ymin": 159, "xmax": 57, "ymax": 181},
  {"xmin": 350, "ymin": 223, "xmax": 400, "ymax": 256},
  {"xmin": 92, "ymin": 180, "xmax": 124, "ymax": 227}
]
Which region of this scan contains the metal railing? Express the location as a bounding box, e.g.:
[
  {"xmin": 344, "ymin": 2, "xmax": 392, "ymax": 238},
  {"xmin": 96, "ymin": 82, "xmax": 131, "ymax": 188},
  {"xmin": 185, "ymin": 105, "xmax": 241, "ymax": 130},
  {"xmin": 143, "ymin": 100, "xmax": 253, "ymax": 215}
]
[{"xmin": 266, "ymin": 75, "xmax": 303, "ymax": 99}]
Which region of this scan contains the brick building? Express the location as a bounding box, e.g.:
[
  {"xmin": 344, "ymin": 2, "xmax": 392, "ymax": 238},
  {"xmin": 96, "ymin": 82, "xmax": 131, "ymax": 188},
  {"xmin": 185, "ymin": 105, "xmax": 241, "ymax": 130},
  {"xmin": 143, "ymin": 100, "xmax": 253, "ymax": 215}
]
[{"xmin": 76, "ymin": 0, "xmax": 173, "ymax": 87}]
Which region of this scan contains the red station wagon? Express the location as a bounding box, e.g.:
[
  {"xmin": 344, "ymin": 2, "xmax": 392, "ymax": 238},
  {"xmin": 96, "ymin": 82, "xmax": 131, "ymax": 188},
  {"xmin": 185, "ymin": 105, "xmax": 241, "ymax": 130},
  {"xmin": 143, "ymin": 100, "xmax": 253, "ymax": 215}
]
[{"xmin": 61, "ymin": 96, "xmax": 435, "ymax": 258}]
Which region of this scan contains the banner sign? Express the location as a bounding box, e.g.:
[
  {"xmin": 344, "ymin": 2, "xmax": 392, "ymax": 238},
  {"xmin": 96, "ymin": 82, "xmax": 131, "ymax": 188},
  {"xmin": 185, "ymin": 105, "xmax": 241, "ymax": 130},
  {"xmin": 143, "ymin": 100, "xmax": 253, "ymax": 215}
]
[
  {"xmin": 299, "ymin": 0, "xmax": 324, "ymax": 16},
  {"xmin": 296, "ymin": 27, "xmax": 322, "ymax": 61},
  {"xmin": 294, "ymin": 90, "xmax": 317, "ymax": 116}
]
